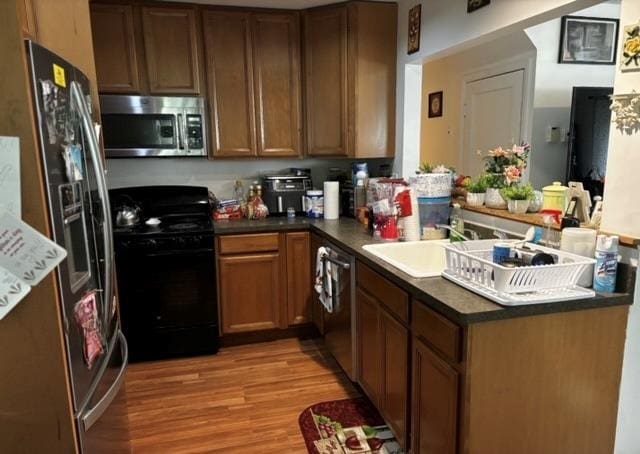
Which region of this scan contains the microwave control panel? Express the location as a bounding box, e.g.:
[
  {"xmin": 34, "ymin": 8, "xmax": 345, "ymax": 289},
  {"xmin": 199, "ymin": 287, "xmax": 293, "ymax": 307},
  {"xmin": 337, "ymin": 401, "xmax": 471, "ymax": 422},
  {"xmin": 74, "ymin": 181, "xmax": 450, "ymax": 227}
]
[{"xmin": 186, "ymin": 115, "xmax": 204, "ymax": 150}]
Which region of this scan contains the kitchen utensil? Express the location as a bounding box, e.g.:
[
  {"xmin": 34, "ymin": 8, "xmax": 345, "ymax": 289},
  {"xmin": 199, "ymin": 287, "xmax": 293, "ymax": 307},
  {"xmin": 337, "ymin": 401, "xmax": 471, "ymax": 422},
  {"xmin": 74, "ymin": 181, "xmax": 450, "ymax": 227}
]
[
  {"xmin": 492, "ymin": 242, "xmax": 513, "ymax": 264},
  {"xmin": 116, "ymin": 205, "xmax": 140, "ymax": 227}
]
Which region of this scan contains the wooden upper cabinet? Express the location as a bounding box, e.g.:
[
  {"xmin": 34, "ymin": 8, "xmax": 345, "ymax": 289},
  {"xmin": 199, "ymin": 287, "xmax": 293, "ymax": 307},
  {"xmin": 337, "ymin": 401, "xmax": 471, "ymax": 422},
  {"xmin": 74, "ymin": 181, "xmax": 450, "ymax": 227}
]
[
  {"xmin": 203, "ymin": 10, "xmax": 256, "ymax": 157},
  {"xmin": 141, "ymin": 6, "xmax": 201, "ymax": 95},
  {"xmin": 90, "ymin": 4, "xmax": 139, "ymax": 94},
  {"xmin": 17, "ymin": 0, "xmax": 37, "ymax": 39},
  {"xmin": 304, "ymin": 2, "xmax": 397, "ymax": 158},
  {"xmin": 304, "ymin": 6, "xmax": 348, "ymax": 157},
  {"xmin": 252, "ymin": 13, "xmax": 302, "ymax": 157}
]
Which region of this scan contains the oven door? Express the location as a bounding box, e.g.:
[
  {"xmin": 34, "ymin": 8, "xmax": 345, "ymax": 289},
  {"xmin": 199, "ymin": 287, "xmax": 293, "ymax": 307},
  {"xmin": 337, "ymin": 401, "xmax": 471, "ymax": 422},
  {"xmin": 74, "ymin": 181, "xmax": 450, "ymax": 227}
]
[
  {"xmin": 115, "ymin": 245, "xmax": 218, "ymax": 360},
  {"xmin": 101, "ymin": 112, "xmax": 182, "ymax": 157}
]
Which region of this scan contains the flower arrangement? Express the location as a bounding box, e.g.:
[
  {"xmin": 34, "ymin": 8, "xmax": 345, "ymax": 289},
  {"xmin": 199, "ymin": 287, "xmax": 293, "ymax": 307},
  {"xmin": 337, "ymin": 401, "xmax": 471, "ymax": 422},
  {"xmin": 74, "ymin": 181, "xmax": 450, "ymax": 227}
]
[{"xmin": 477, "ymin": 142, "xmax": 531, "ymax": 188}]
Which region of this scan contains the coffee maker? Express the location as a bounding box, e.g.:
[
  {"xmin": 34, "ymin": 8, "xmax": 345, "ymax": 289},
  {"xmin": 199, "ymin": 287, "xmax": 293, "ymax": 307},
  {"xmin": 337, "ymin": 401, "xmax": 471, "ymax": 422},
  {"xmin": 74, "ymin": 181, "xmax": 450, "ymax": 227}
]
[{"xmin": 262, "ymin": 169, "xmax": 313, "ymax": 215}]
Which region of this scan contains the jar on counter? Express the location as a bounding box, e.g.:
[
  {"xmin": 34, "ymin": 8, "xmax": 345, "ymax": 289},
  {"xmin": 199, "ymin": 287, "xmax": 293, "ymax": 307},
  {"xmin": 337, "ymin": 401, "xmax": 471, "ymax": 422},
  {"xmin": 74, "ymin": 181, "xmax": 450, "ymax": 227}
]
[
  {"xmin": 305, "ymin": 190, "xmax": 324, "ymax": 218},
  {"xmin": 542, "ymin": 181, "xmax": 569, "ymax": 212}
]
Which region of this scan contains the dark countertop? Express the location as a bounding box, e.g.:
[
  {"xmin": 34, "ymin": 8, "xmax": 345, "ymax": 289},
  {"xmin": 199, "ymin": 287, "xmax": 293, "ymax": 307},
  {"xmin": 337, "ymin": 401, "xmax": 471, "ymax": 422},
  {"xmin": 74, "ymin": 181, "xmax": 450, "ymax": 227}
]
[{"xmin": 213, "ymin": 217, "xmax": 634, "ymax": 325}]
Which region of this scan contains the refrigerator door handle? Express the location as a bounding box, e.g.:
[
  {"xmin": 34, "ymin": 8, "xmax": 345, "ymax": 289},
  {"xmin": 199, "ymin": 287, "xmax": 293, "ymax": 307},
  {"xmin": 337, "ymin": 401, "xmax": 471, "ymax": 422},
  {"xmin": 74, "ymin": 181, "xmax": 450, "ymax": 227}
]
[
  {"xmin": 70, "ymin": 81, "xmax": 114, "ymax": 329},
  {"xmin": 82, "ymin": 331, "xmax": 128, "ymax": 431}
]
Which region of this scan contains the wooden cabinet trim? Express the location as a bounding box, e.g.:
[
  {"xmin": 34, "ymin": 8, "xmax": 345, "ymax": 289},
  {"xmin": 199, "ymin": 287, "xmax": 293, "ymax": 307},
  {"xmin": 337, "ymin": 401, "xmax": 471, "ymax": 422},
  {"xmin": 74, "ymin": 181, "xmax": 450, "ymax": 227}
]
[
  {"xmin": 218, "ymin": 233, "xmax": 279, "ymax": 255},
  {"xmin": 17, "ymin": 0, "xmax": 38, "ymax": 39},
  {"xmin": 252, "ymin": 12, "xmax": 302, "ymax": 157},
  {"xmin": 141, "ymin": 5, "xmax": 201, "ymax": 94},
  {"xmin": 356, "ymin": 287, "xmax": 382, "ymax": 406},
  {"xmin": 412, "ymin": 299, "xmax": 461, "ymax": 364},
  {"xmin": 356, "ymin": 262, "xmax": 409, "ymax": 324}
]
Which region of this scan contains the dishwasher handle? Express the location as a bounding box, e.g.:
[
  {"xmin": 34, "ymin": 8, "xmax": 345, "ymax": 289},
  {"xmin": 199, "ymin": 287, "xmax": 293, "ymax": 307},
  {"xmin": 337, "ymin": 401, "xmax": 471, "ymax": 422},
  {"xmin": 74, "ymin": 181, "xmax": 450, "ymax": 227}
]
[{"xmin": 323, "ymin": 254, "xmax": 351, "ymax": 270}]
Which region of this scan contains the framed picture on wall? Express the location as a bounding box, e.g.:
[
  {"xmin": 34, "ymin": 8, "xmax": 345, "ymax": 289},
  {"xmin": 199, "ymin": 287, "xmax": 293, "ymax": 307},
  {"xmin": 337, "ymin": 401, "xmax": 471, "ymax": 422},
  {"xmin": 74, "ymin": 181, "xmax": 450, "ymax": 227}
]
[
  {"xmin": 467, "ymin": 0, "xmax": 490, "ymax": 14},
  {"xmin": 558, "ymin": 15, "xmax": 619, "ymax": 65},
  {"xmin": 428, "ymin": 91, "xmax": 443, "ymax": 118},
  {"xmin": 620, "ymin": 21, "xmax": 640, "ymax": 72},
  {"xmin": 408, "ymin": 4, "xmax": 421, "ymax": 55}
]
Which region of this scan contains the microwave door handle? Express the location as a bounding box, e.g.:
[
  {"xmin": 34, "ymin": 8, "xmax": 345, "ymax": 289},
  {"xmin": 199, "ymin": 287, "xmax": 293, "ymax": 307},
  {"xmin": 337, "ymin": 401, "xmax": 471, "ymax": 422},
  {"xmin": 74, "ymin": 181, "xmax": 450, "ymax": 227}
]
[
  {"xmin": 177, "ymin": 114, "xmax": 185, "ymax": 150},
  {"xmin": 70, "ymin": 81, "xmax": 114, "ymax": 330}
]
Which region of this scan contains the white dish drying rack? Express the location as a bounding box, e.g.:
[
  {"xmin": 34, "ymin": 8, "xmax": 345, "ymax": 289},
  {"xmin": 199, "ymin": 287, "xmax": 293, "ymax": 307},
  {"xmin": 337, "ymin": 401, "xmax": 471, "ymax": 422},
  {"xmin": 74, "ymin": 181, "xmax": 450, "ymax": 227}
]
[{"xmin": 441, "ymin": 239, "xmax": 596, "ymax": 306}]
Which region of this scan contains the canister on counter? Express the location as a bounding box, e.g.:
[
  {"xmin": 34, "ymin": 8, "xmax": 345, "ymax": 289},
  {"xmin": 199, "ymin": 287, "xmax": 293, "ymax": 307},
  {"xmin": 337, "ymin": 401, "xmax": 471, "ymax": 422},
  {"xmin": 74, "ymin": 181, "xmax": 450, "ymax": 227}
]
[{"xmin": 305, "ymin": 190, "xmax": 324, "ymax": 218}]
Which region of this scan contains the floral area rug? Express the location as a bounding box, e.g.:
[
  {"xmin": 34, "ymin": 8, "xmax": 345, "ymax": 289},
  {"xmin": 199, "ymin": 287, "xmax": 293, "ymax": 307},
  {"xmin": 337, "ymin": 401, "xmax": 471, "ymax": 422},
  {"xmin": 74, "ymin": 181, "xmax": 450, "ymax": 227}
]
[{"xmin": 298, "ymin": 397, "xmax": 404, "ymax": 454}]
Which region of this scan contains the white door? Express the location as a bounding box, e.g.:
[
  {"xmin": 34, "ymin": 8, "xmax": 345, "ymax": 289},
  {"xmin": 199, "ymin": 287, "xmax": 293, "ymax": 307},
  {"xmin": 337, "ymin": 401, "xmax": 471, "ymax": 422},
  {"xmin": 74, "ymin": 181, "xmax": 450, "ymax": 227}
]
[{"xmin": 462, "ymin": 70, "xmax": 525, "ymax": 177}]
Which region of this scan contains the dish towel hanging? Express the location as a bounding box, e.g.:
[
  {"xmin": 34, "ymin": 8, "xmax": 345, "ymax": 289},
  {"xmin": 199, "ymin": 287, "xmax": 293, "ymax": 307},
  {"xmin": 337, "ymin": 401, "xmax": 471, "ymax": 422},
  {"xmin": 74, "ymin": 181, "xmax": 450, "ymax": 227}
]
[{"xmin": 314, "ymin": 247, "xmax": 333, "ymax": 313}]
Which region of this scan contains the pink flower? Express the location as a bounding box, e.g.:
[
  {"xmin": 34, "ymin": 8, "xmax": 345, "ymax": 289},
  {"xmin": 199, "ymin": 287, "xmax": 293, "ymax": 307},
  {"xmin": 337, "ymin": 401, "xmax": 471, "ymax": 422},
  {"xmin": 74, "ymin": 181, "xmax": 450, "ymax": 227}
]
[
  {"xmin": 488, "ymin": 147, "xmax": 509, "ymax": 158},
  {"xmin": 504, "ymin": 165, "xmax": 522, "ymax": 185}
]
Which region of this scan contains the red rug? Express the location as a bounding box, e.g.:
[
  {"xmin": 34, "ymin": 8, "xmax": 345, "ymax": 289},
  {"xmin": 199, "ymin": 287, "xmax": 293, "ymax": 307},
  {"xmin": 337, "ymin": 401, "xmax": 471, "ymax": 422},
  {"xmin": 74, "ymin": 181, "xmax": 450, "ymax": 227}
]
[{"xmin": 298, "ymin": 397, "xmax": 403, "ymax": 453}]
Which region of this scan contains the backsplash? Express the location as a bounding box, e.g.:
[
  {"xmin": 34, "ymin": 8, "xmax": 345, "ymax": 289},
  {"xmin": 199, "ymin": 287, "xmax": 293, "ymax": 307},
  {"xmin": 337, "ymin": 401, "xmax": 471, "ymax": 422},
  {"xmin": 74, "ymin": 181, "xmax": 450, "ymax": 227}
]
[{"xmin": 106, "ymin": 158, "xmax": 394, "ymax": 199}]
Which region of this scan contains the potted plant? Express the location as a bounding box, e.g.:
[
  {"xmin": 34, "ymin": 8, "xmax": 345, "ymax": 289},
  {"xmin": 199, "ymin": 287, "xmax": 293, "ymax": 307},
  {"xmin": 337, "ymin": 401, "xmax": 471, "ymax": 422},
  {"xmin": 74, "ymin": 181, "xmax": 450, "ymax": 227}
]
[
  {"xmin": 478, "ymin": 143, "xmax": 531, "ymax": 209},
  {"xmin": 464, "ymin": 175, "xmax": 489, "ymax": 207},
  {"xmin": 500, "ymin": 184, "xmax": 535, "ymax": 214}
]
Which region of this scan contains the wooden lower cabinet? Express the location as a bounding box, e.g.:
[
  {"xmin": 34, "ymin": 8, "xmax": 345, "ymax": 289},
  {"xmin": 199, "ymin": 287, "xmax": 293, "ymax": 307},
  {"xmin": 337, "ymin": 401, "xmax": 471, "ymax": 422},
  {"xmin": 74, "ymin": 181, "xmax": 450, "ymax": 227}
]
[
  {"xmin": 356, "ymin": 288, "xmax": 381, "ymax": 405},
  {"xmin": 217, "ymin": 231, "xmax": 311, "ymax": 335},
  {"xmin": 219, "ymin": 252, "xmax": 283, "ymax": 333},
  {"xmin": 411, "ymin": 338, "xmax": 458, "ymax": 454},
  {"xmin": 380, "ymin": 310, "xmax": 409, "ymax": 449},
  {"xmin": 356, "ymin": 280, "xmax": 409, "ymax": 449}
]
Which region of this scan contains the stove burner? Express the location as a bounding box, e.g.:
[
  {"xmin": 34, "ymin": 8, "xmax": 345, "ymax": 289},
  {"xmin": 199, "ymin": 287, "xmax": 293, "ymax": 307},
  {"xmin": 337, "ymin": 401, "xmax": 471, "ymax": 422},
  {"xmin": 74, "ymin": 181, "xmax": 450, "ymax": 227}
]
[{"xmin": 167, "ymin": 222, "xmax": 199, "ymax": 231}]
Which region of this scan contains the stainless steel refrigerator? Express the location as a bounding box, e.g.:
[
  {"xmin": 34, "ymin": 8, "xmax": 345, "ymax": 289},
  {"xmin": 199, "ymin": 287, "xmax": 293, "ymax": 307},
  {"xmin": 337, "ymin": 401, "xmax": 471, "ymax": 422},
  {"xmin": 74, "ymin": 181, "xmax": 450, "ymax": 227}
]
[{"xmin": 26, "ymin": 41, "xmax": 131, "ymax": 453}]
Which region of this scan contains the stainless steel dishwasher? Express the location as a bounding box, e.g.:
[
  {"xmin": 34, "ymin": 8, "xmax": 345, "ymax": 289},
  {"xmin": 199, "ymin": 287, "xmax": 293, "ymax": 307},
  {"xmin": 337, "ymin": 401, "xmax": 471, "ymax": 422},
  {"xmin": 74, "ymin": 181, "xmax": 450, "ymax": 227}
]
[{"xmin": 317, "ymin": 240, "xmax": 357, "ymax": 381}]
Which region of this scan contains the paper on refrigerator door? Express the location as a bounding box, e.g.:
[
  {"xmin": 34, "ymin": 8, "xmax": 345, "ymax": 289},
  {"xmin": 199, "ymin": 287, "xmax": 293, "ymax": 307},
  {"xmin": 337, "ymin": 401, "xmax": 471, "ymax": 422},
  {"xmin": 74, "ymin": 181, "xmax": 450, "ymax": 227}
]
[
  {"xmin": 0, "ymin": 210, "xmax": 67, "ymax": 286},
  {"xmin": 0, "ymin": 137, "xmax": 21, "ymax": 217},
  {"xmin": 0, "ymin": 267, "xmax": 30, "ymax": 320}
]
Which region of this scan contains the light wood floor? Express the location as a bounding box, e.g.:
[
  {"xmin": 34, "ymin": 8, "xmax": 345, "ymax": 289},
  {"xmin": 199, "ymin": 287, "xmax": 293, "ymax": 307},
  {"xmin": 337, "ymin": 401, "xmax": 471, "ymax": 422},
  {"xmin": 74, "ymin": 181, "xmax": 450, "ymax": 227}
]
[{"xmin": 125, "ymin": 337, "xmax": 360, "ymax": 453}]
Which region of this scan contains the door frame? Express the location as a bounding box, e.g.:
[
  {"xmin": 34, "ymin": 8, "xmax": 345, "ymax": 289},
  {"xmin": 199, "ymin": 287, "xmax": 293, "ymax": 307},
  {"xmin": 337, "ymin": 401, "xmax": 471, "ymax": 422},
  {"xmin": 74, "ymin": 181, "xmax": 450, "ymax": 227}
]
[{"xmin": 458, "ymin": 52, "xmax": 536, "ymax": 181}]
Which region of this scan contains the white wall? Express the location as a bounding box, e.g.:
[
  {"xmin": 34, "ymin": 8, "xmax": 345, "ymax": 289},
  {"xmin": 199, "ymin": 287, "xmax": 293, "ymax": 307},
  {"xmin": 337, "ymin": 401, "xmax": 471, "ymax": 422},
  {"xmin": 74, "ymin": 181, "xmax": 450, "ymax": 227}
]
[
  {"xmin": 604, "ymin": 1, "xmax": 640, "ymax": 452},
  {"xmin": 394, "ymin": 0, "xmax": 603, "ymax": 177},
  {"xmin": 105, "ymin": 158, "xmax": 391, "ymax": 198},
  {"xmin": 525, "ymin": 2, "xmax": 619, "ymax": 188},
  {"xmin": 420, "ymin": 31, "xmax": 536, "ymax": 170}
]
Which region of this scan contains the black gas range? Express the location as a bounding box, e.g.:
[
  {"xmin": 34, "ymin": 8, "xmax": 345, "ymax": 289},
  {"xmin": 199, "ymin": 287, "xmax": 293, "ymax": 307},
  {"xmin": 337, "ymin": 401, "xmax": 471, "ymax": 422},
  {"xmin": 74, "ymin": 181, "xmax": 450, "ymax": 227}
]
[{"xmin": 110, "ymin": 186, "xmax": 219, "ymax": 361}]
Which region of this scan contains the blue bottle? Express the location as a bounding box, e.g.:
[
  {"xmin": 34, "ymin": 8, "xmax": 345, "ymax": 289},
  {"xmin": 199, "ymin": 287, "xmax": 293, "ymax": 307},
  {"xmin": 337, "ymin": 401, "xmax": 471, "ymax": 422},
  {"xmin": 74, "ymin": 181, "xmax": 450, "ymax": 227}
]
[{"xmin": 593, "ymin": 235, "xmax": 619, "ymax": 293}]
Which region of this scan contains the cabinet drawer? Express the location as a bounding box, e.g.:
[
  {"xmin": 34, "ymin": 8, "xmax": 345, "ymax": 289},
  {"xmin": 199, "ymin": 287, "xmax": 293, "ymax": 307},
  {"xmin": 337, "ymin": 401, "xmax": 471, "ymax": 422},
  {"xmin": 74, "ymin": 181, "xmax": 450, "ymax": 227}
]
[
  {"xmin": 356, "ymin": 262, "xmax": 408, "ymax": 324},
  {"xmin": 412, "ymin": 300, "xmax": 460, "ymax": 363},
  {"xmin": 218, "ymin": 233, "xmax": 279, "ymax": 255}
]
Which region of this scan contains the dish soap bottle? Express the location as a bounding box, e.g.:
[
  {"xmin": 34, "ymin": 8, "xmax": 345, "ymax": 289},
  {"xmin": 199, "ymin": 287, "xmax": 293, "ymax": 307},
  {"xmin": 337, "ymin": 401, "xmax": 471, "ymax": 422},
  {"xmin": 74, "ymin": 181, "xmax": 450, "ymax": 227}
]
[
  {"xmin": 593, "ymin": 235, "xmax": 619, "ymax": 293},
  {"xmin": 450, "ymin": 203, "xmax": 465, "ymax": 242}
]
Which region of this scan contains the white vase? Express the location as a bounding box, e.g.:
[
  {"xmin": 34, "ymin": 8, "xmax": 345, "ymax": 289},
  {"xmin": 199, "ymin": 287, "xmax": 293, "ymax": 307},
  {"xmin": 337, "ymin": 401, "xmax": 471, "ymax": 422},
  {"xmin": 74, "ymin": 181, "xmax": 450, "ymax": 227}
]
[
  {"xmin": 413, "ymin": 173, "xmax": 452, "ymax": 198},
  {"xmin": 485, "ymin": 188, "xmax": 507, "ymax": 209},
  {"xmin": 466, "ymin": 192, "xmax": 485, "ymax": 207},
  {"xmin": 507, "ymin": 199, "xmax": 530, "ymax": 214}
]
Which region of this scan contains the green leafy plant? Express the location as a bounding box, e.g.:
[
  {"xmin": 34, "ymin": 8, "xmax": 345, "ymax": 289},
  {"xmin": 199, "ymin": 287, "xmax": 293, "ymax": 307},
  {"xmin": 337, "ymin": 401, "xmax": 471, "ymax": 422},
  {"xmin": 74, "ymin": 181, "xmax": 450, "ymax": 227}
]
[
  {"xmin": 418, "ymin": 162, "xmax": 456, "ymax": 174},
  {"xmin": 500, "ymin": 184, "xmax": 535, "ymax": 201},
  {"xmin": 484, "ymin": 173, "xmax": 506, "ymax": 189},
  {"xmin": 465, "ymin": 175, "xmax": 490, "ymax": 193}
]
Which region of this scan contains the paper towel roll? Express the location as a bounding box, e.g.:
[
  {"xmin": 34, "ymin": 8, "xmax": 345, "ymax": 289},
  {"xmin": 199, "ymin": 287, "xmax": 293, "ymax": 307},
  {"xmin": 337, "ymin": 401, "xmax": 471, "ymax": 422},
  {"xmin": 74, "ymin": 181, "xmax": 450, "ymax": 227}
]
[{"xmin": 323, "ymin": 181, "xmax": 340, "ymax": 220}]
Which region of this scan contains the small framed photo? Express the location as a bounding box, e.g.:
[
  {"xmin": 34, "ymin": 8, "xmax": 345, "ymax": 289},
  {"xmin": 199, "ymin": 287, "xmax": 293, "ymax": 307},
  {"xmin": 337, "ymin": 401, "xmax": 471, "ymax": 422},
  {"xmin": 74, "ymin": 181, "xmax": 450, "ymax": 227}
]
[
  {"xmin": 428, "ymin": 91, "xmax": 443, "ymax": 118},
  {"xmin": 558, "ymin": 15, "xmax": 619, "ymax": 65},
  {"xmin": 467, "ymin": 0, "xmax": 490, "ymax": 14},
  {"xmin": 621, "ymin": 21, "xmax": 640, "ymax": 72},
  {"xmin": 408, "ymin": 4, "xmax": 421, "ymax": 55}
]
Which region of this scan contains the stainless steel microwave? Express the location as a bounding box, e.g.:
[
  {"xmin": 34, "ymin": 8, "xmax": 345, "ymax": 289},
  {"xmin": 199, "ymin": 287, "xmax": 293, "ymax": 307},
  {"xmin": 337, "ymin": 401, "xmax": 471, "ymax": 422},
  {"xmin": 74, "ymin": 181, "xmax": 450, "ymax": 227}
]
[{"xmin": 100, "ymin": 95, "xmax": 207, "ymax": 158}]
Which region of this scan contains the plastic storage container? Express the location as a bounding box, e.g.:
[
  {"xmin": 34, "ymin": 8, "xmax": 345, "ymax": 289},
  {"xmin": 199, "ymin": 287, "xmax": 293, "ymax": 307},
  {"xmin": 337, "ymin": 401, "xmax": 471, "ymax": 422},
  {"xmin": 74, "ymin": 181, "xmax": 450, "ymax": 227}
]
[
  {"xmin": 543, "ymin": 181, "xmax": 569, "ymax": 212},
  {"xmin": 305, "ymin": 190, "xmax": 324, "ymax": 218},
  {"xmin": 418, "ymin": 196, "xmax": 451, "ymax": 235}
]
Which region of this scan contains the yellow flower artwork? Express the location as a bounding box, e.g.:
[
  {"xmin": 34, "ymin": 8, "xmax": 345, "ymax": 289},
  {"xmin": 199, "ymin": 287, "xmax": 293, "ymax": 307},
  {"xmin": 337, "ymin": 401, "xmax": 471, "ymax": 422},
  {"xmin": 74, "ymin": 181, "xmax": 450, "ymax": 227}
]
[{"xmin": 621, "ymin": 21, "xmax": 640, "ymax": 72}]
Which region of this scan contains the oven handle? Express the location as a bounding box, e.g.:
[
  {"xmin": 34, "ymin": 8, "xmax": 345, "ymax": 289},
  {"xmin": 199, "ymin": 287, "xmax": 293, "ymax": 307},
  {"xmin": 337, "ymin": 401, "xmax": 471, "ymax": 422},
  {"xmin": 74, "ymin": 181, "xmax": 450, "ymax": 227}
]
[
  {"xmin": 140, "ymin": 248, "xmax": 215, "ymax": 258},
  {"xmin": 177, "ymin": 114, "xmax": 185, "ymax": 150}
]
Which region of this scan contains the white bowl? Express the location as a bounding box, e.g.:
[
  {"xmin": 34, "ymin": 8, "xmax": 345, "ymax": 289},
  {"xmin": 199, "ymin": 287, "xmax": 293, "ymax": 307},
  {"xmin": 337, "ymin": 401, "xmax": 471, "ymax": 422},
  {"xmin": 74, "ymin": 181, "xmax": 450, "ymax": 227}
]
[{"xmin": 145, "ymin": 217, "xmax": 161, "ymax": 226}]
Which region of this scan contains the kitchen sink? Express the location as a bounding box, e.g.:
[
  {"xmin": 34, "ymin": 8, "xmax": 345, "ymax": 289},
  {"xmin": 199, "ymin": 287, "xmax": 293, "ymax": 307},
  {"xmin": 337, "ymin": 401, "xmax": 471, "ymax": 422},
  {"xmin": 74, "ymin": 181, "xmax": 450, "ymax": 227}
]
[{"xmin": 362, "ymin": 240, "xmax": 449, "ymax": 278}]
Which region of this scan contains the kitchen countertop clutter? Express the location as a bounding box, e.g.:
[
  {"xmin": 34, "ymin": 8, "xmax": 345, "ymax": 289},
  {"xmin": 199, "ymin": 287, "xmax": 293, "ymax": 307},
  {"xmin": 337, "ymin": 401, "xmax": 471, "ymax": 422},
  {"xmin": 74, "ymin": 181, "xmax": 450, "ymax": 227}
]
[{"xmin": 214, "ymin": 217, "xmax": 633, "ymax": 325}]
